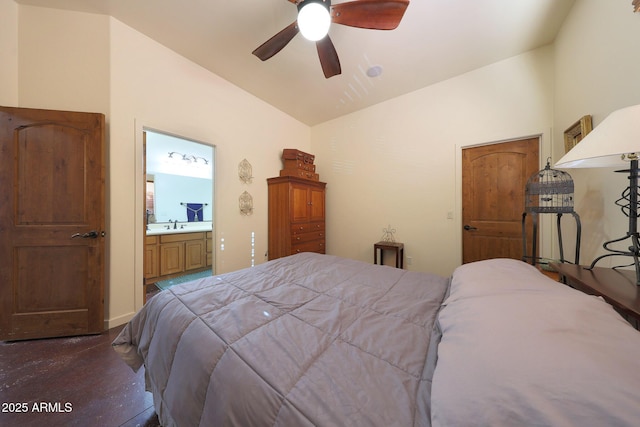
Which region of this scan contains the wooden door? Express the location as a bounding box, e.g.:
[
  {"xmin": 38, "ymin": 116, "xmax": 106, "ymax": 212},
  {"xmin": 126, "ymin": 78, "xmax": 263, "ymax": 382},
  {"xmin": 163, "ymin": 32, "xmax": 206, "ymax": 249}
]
[
  {"xmin": 160, "ymin": 242, "xmax": 184, "ymax": 276},
  {"xmin": 0, "ymin": 106, "xmax": 105, "ymax": 340},
  {"xmin": 462, "ymin": 138, "xmax": 539, "ymax": 263},
  {"xmin": 185, "ymin": 239, "xmax": 205, "ymax": 271},
  {"xmin": 144, "ymin": 237, "xmax": 159, "ymax": 279}
]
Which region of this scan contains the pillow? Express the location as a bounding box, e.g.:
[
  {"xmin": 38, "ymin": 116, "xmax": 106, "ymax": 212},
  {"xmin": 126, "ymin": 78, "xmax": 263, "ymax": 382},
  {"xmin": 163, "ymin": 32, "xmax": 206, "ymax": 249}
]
[{"xmin": 431, "ymin": 259, "xmax": 640, "ymax": 427}]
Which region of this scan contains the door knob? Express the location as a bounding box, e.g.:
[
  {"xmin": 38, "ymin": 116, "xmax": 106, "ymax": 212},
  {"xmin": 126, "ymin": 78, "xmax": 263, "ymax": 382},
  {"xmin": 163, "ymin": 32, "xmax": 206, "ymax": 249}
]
[
  {"xmin": 71, "ymin": 230, "xmax": 99, "ymax": 239},
  {"xmin": 463, "ymin": 225, "xmax": 478, "ymax": 231}
]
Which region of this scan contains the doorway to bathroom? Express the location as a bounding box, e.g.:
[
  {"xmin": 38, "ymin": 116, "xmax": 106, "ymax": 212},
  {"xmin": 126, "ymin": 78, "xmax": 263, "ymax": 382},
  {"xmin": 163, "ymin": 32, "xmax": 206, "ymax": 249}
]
[{"xmin": 143, "ymin": 129, "xmax": 215, "ymax": 298}]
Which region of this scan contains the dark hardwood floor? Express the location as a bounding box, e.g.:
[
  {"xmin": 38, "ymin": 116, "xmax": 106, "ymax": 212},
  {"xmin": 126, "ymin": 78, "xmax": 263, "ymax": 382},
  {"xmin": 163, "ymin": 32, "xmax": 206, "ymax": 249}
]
[{"xmin": 0, "ymin": 289, "xmax": 162, "ymax": 427}]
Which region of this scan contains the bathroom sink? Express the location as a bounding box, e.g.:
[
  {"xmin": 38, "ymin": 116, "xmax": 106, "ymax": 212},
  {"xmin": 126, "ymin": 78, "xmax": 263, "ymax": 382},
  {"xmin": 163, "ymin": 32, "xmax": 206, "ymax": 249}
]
[{"xmin": 146, "ymin": 221, "xmax": 212, "ymax": 235}]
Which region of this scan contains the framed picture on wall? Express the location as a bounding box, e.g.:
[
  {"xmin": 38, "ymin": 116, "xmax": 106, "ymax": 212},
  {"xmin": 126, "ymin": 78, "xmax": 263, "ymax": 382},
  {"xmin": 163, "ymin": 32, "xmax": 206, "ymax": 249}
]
[{"xmin": 564, "ymin": 115, "xmax": 593, "ymax": 153}]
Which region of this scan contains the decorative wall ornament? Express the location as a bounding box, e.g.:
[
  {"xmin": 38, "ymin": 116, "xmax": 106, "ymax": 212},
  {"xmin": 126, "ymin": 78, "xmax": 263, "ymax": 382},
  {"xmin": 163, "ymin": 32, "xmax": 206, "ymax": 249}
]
[
  {"xmin": 238, "ymin": 158, "xmax": 253, "ymax": 184},
  {"xmin": 633, "ymin": 0, "xmax": 640, "ymax": 13},
  {"xmin": 239, "ymin": 191, "xmax": 254, "ymax": 215},
  {"xmin": 381, "ymin": 224, "xmax": 396, "ymax": 242}
]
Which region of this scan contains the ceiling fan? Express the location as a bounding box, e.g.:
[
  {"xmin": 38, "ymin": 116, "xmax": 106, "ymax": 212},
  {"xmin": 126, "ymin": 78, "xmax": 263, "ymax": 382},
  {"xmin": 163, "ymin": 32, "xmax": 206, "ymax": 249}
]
[{"xmin": 252, "ymin": 0, "xmax": 410, "ymax": 79}]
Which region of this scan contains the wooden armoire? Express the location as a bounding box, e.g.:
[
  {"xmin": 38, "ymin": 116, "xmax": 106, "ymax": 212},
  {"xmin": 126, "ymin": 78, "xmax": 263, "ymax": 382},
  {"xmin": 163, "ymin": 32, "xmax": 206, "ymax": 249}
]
[{"xmin": 267, "ymin": 176, "xmax": 326, "ymax": 260}]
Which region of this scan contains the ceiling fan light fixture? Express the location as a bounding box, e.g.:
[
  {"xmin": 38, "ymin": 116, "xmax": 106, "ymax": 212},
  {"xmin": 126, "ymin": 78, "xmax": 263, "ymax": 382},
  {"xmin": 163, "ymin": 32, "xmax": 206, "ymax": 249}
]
[{"xmin": 297, "ymin": 0, "xmax": 331, "ymax": 41}]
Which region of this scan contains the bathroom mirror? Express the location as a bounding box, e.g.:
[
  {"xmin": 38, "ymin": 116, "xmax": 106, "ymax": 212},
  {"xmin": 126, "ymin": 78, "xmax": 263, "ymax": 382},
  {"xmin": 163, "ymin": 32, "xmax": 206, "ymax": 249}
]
[{"xmin": 145, "ymin": 130, "xmax": 214, "ymax": 229}]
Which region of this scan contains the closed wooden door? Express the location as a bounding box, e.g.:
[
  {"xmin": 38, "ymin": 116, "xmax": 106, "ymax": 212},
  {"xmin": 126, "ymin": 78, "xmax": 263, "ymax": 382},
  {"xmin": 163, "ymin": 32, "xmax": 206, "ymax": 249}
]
[
  {"xmin": 291, "ymin": 183, "xmax": 325, "ymax": 223},
  {"xmin": 160, "ymin": 243, "xmax": 184, "ymax": 276},
  {"xmin": 0, "ymin": 106, "xmax": 105, "ymax": 341},
  {"xmin": 462, "ymin": 138, "xmax": 539, "ymax": 263},
  {"xmin": 144, "ymin": 237, "xmax": 159, "ymax": 279},
  {"xmin": 185, "ymin": 240, "xmax": 205, "ymax": 270},
  {"xmin": 291, "ymin": 184, "xmax": 310, "ymax": 223},
  {"xmin": 309, "ymin": 187, "xmax": 325, "ymax": 222}
]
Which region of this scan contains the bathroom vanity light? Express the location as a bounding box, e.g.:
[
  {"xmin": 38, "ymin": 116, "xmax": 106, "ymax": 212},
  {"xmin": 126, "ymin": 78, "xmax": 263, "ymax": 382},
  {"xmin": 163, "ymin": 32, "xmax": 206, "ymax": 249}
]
[{"xmin": 168, "ymin": 152, "xmax": 209, "ymax": 164}]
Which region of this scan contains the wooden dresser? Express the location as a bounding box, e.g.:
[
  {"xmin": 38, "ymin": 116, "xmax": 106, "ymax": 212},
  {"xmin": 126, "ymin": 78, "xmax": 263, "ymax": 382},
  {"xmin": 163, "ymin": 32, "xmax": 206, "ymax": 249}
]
[
  {"xmin": 267, "ymin": 176, "xmax": 326, "ymax": 260},
  {"xmin": 551, "ymin": 262, "xmax": 640, "ymax": 329}
]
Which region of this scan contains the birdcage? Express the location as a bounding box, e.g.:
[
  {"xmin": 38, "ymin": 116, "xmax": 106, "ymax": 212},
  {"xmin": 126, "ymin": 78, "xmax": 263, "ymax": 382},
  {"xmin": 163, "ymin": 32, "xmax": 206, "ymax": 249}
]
[
  {"xmin": 525, "ymin": 159, "xmax": 575, "ymax": 213},
  {"xmin": 522, "ymin": 158, "xmax": 581, "ymax": 266}
]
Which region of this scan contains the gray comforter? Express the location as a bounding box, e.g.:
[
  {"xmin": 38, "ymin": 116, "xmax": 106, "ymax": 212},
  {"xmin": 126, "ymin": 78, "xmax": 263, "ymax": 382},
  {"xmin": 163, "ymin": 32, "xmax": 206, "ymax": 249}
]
[{"xmin": 113, "ymin": 253, "xmax": 449, "ymax": 426}]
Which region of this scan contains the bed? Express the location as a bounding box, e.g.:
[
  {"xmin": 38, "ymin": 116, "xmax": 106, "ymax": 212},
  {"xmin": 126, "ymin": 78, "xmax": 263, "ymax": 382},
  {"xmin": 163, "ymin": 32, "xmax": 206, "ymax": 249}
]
[{"xmin": 113, "ymin": 253, "xmax": 640, "ymax": 426}]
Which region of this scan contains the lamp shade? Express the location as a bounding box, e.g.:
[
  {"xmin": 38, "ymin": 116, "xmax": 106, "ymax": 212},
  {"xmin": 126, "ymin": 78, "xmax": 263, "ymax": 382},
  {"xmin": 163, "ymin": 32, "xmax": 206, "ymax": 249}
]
[{"xmin": 555, "ymin": 104, "xmax": 640, "ymax": 169}]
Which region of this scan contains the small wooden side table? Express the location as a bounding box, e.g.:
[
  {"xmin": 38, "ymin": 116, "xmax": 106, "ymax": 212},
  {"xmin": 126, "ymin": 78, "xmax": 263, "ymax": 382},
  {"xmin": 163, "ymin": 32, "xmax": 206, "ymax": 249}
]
[
  {"xmin": 374, "ymin": 241, "xmax": 404, "ymax": 269},
  {"xmin": 551, "ymin": 263, "xmax": 640, "ymax": 329}
]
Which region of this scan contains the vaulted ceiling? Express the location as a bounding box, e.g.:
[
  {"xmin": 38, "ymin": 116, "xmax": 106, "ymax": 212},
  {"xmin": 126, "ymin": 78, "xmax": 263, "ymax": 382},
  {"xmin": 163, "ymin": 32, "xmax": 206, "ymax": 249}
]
[{"xmin": 15, "ymin": 0, "xmax": 575, "ymax": 125}]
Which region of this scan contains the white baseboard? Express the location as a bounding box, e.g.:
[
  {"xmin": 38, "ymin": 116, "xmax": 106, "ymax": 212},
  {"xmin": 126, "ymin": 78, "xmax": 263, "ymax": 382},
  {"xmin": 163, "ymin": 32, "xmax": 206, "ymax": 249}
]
[{"xmin": 104, "ymin": 312, "xmax": 135, "ymax": 331}]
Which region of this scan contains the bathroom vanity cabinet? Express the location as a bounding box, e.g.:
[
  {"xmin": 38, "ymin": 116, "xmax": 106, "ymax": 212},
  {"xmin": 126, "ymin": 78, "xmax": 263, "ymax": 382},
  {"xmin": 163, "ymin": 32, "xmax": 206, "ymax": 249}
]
[{"xmin": 144, "ymin": 231, "xmax": 212, "ymax": 285}]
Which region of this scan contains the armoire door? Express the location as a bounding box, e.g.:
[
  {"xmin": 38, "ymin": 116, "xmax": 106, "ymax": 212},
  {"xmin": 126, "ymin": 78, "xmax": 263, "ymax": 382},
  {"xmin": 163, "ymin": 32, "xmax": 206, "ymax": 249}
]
[
  {"xmin": 309, "ymin": 187, "xmax": 325, "ymax": 222},
  {"xmin": 291, "ymin": 183, "xmax": 310, "ymax": 223},
  {"xmin": 0, "ymin": 106, "xmax": 105, "ymax": 341}
]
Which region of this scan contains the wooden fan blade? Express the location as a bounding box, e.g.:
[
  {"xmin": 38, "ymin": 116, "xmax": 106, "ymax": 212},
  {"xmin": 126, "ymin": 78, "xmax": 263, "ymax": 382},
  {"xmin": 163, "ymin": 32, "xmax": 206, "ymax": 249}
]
[
  {"xmin": 316, "ymin": 36, "xmax": 341, "ymax": 78},
  {"xmin": 331, "ymin": 0, "xmax": 409, "ymax": 30},
  {"xmin": 252, "ymin": 21, "xmax": 300, "ymax": 61}
]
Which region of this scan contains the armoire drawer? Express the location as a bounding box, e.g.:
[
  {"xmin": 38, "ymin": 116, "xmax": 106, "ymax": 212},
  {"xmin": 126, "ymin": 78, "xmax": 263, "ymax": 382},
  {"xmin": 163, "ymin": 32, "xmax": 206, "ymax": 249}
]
[
  {"xmin": 291, "ymin": 222, "xmax": 325, "ymax": 235},
  {"xmin": 291, "ymin": 230, "xmax": 325, "ymax": 244},
  {"xmin": 292, "ymin": 240, "xmax": 326, "ymax": 254}
]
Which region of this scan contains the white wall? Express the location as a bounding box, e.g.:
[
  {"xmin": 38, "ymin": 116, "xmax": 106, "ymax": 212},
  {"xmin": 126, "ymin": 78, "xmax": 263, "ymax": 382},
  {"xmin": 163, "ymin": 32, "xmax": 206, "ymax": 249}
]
[
  {"xmin": 17, "ymin": 6, "xmax": 110, "ymax": 114},
  {"xmin": 0, "ymin": 0, "xmax": 18, "ymax": 106},
  {"xmin": 12, "ymin": 0, "xmax": 640, "ymax": 327},
  {"xmin": 553, "ymin": 0, "xmax": 640, "ymax": 265},
  {"xmin": 311, "ymin": 0, "xmax": 640, "ymax": 276},
  {"xmin": 311, "ymin": 47, "xmax": 555, "ymax": 277},
  {"xmin": 14, "ymin": 6, "xmax": 310, "ymax": 327},
  {"xmin": 110, "ymin": 19, "xmax": 310, "ymax": 325}
]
